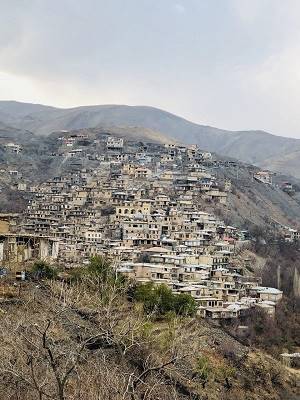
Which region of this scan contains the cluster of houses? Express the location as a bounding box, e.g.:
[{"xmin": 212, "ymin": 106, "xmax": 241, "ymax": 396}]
[
  {"xmin": 4, "ymin": 142, "xmax": 22, "ymax": 154},
  {"xmin": 254, "ymin": 170, "xmax": 296, "ymax": 197},
  {"xmin": 2, "ymin": 133, "xmax": 284, "ymax": 319}
]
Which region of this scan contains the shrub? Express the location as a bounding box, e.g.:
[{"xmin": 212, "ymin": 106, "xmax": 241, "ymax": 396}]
[
  {"xmin": 32, "ymin": 261, "xmax": 57, "ymax": 279},
  {"xmin": 133, "ymin": 283, "xmax": 197, "ymax": 317},
  {"xmin": 196, "ymin": 356, "xmax": 211, "ymax": 388}
]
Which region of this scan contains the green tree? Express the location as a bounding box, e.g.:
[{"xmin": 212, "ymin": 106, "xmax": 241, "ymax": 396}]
[
  {"xmin": 173, "ymin": 293, "xmax": 197, "ymax": 316},
  {"xmin": 87, "ymin": 255, "xmax": 114, "ymax": 282},
  {"xmin": 155, "ymin": 284, "xmax": 175, "ymax": 315},
  {"xmin": 84, "ymin": 256, "xmax": 126, "ymax": 303},
  {"xmin": 133, "ymin": 283, "xmax": 197, "ymax": 317}
]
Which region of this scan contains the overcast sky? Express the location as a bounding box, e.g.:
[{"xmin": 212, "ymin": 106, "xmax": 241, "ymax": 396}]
[{"xmin": 1, "ymin": 0, "xmax": 300, "ymax": 137}]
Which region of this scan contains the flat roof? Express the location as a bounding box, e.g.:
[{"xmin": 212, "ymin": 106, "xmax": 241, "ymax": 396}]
[
  {"xmin": 253, "ymin": 286, "xmax": 283, "ymax": 294},
  {"xmin": 0, "ymin": 233, "xmax": 59, "ymax": 241}
]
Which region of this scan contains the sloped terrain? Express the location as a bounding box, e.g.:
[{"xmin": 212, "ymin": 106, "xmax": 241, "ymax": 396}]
[
  {"xmin": 218, "ymin": 165, "xmax": 300, "ymax": 228},
  {"xmin": 2, "ymin": 101, "xmax": 300, "ymax": 178},
  {"xmin": 0, "ymin": 281, "xmax": 298, "ymax": 400},
  {"xmin": 259, "ymin": 149, "xmax": 300, "ymax": 179},
  {"xmin": 1, "ymin": 127, "xmax": 300, "ymax": 230}
]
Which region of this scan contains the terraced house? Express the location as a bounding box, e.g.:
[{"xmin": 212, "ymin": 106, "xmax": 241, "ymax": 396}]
[{"xmin": 4, "ymin": 133, "xmax": 282, "ymax": 320}]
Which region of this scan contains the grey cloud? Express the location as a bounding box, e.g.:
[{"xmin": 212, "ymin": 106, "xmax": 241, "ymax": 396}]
[{"xmin": 1, "ymin": 0, "xmax": 300, "ymax": 137}]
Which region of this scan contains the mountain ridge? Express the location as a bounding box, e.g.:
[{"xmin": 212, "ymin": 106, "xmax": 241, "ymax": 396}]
[{"xmin": 1, "ymin": 101, "xmax": 300, "ymax": 177}]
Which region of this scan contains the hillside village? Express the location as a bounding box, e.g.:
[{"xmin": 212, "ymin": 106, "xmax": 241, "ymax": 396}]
[
  {"xmin": 0, "ymin": 131, "xmax": 294, "ymax": 321},
  {"xmin": 3, "ymin": 1, "xmax": 300, "ymax": 395}
]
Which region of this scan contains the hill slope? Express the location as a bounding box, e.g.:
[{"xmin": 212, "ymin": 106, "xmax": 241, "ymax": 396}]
[
  {"xmin": 0, "ymin": 280, "xmax": 298, "ymax": 400},
  {"xmin": 1, "ymin": 124, "xmax": 300, "ymax": 232},
  {"xmin": 2, "ymin": 101, "xmax": 300, "ymax": 177}
]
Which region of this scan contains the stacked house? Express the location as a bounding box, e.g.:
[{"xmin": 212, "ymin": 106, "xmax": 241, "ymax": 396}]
[{"xmin": 11, "ymin": 133, "xmax": 282, "ymax": 318}]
